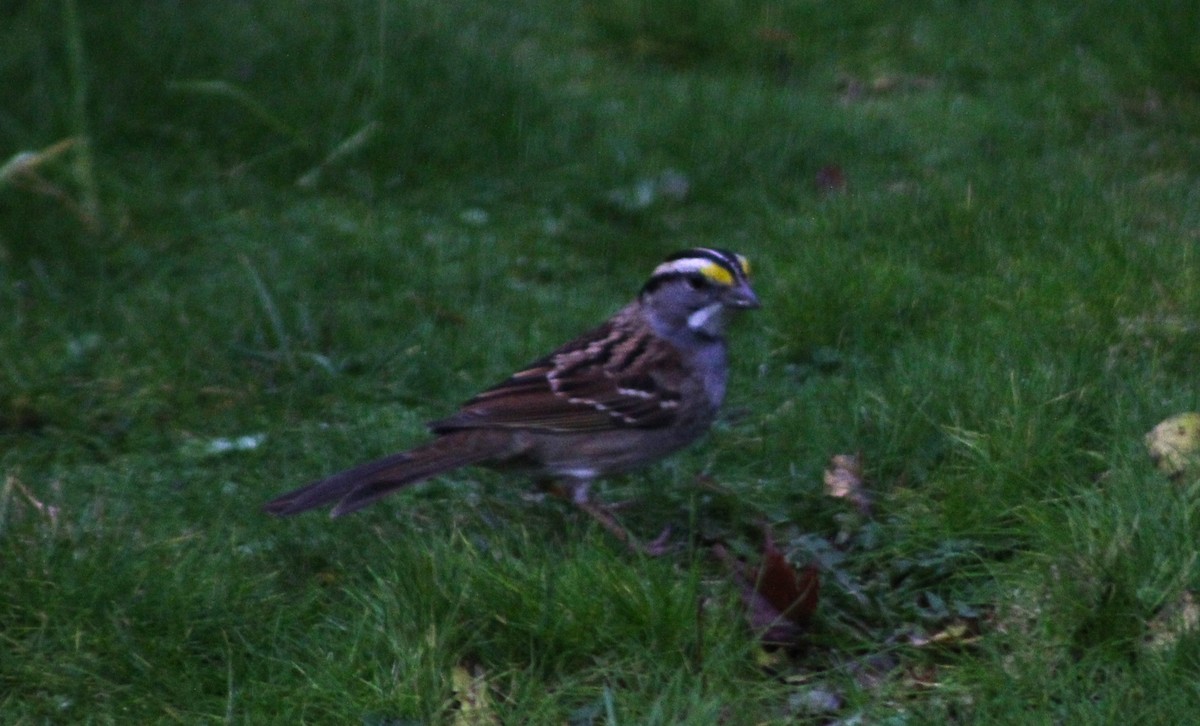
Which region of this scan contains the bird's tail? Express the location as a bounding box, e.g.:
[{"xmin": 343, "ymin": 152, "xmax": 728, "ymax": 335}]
[{"xmin": 262, "ymin": 432, "xmax": 504, "ymax": 517}]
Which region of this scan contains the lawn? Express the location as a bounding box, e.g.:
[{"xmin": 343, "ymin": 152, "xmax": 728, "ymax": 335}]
[{"xmin": 3, "ymin": 0, "xmax": 1200, "ymax": 722}]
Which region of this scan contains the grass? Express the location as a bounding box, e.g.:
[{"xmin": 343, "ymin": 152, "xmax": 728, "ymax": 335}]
[{"xmin": 3, "ymin": 0, "xmax": 1200, "ymax": 721}]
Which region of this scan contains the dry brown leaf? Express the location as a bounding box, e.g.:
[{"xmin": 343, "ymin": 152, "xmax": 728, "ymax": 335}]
[
  {"xmin": 1145, "ymin": 413, "xmax": 1200, "ymax": 481},
  {"xmin": 1144, "ymin": 590, "xmax": 1200, "ymax": 654},
  {"xmin": 754, "ymin": 536, "xmax": 820, "ymax": 628},
  {"xmin": 713, "ymin": 530, "xmax": 820, "ymax": 647},
  {"xmin": 908, "ymin": 618, "xmax": 982, "ymax": 649},
  {"xmin": 451, "ymin": 662, "xmax": 498, "ymax": 726},
  {"xmin": 823, "ymin": 453, "xmax": 871, "ymax": 515}
]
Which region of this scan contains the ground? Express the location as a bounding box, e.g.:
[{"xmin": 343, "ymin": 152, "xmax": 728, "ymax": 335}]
[{"xmin": 2, "ymin": 1, "xmax": 1200, "ymax": 722}]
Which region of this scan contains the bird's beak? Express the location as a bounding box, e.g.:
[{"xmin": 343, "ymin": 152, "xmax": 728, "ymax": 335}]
[{"xmin": 726, "ymin": 281, "xmax": 761, "ymax": 309}]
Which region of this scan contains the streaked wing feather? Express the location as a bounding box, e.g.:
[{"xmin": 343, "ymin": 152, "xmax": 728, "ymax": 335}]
[{"xmin": 429, "ymin": 318, "xmax": 683, "ymax": 434}]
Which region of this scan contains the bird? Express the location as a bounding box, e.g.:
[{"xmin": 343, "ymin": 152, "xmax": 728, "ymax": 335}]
[{"xmin": 263, "ymin": 247, "xmax": 759, "ymax": 548}]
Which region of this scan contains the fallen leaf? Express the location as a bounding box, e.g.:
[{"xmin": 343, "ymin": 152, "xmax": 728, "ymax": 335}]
[
  {"xmin": 451, "ymin": 662, "xmax": 497, "ymax": 726},
  {"xmin": 1145, "ymin": 413, "xmax": 1200, "ymax": 480},
  {"xmin": 713, "ymin": 530, "xmax": 820, "ymax": 647},
  {"xmin": 1144, "ymin": 590, "xmax": 1200, "ymax": 654},
  {"xmin": 824, "ymin": 453, "xmax": 871, "ymax": 515},
  {"xmin": 754, "ymin": 533, "xmax": 820, "ymax": 627},
  {"xmin": 908, "ymin": 617, "xmax": 982, "ymax": 648}
]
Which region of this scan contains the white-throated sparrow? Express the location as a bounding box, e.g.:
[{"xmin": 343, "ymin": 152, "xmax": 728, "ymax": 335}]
[{"xmin": 264, "ymin": 248, "xmax": 759, "ymax": 545}]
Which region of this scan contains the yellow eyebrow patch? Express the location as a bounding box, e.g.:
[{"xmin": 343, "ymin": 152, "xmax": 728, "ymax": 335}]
[
  {"xmin": 699, "ymin": 262, "xmax": 734, "ymax": 286},
  {"xmin": 651, "ymin": 252, "xmax": 747, "ymax": 287},
  {"xmin": 735, "ymin": 254, "xmax": 751, "ymax": 277}
]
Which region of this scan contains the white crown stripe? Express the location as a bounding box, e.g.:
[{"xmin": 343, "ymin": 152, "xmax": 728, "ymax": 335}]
[{"xmin": 652, "ymin": 257, "xmax": 734, "ymax": 278}]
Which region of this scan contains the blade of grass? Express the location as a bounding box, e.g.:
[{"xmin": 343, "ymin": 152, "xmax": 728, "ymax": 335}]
[
  {"xmin": 239, "ymin": 254, "xmax": 297, "ymax": 375},
  {"xmin": 62, "ymin": 0, "xmax": 100, "ymax": 231},
  {"xmin": 295, "ymin": 121, "xmax": 380, "ymax": 189},
  {"xmin": 168, "ymin": 80, "xmax": 313, "ymax": 151}
]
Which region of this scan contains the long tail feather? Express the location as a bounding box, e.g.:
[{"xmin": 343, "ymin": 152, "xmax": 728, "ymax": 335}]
[{"xmin": 262, "ymin": 434, "xmax": 500, "ymax": 518}]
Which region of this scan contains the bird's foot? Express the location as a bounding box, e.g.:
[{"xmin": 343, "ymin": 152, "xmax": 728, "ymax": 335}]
[{"xmin": 570, "ymin": 497, "xmax": 673, "ymax": 556}]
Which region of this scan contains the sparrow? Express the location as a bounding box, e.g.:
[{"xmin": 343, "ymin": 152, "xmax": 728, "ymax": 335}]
[{"xmin": 263, "ymin": 248, "xmax": 759, "ymax": 548}]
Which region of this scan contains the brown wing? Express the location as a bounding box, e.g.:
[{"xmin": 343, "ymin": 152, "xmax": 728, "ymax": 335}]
[{"xmin": 429, "ymin": 317, "xmax": 685, "ymax": 434}]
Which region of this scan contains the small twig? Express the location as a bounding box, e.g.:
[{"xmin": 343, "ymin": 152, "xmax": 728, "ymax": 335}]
[
  {"xmin": 0, "ymin": 138, "xmax": 78, "ymax": 187},
  {"xmin": 4, "ymin": 473, "xmax": 61, "ymax": 529},
  {"xmin": 0, "ymin": 138, "xmax": 100, "ymax": 231}
]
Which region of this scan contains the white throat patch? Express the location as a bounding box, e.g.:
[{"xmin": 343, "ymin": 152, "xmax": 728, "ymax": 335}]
[{"xmin": 687, "ymin": 302, "xmax": 723, "ymax": 332}]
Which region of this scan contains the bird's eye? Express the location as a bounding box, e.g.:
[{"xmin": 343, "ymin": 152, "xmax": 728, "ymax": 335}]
[{"xmin": 685, "ymin": 274, "xmax": 709, "ymax": 290}]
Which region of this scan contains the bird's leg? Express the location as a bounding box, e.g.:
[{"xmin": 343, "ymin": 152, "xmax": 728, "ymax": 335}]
[
  {"xmin": 563, "ymin": 480, "xmax": 638, "ymax": 512},
  {"xmin": 566, "ymin": 479, "xmax": 592, "ymax": 504},
  {"xmin": 552, "ymin": 478, "xmax": 672, "ymax": 556}
]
